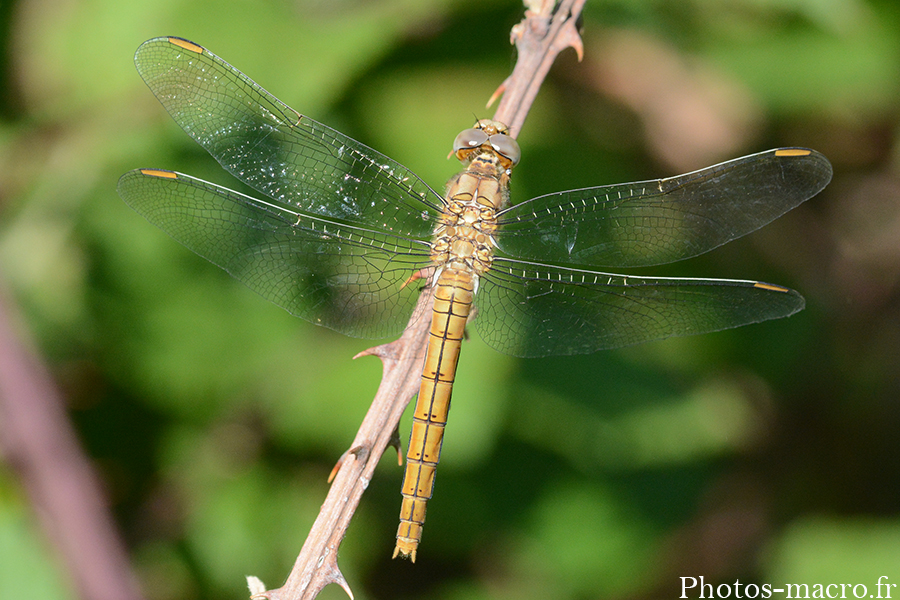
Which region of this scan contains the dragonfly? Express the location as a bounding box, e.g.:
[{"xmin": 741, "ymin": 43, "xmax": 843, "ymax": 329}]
[{"xmin": 118, "ymin": 36, "xmax": 832, "ymax": 562}]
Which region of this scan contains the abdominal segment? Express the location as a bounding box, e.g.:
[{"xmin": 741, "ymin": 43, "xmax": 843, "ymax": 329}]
[{"xmin": 393, "ymin": 268, "xmax": 473, "ymax": 561}]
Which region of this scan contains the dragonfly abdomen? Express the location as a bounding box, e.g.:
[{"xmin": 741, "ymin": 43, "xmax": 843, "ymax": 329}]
[
  {"xmin": 394, "ymin": 121, "xmax": 515, "ymax": 561},
  {"xmin": 394, "ymin": 267, "xmax": 474, "ymax": 562}
]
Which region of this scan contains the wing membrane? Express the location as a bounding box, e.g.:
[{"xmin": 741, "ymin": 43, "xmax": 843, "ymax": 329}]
[
  {"xmin": 133, "ymin": 37, "xmax": 443, "ymax": 236},
  {"xmin": 118, "ymin": 169, "xmax": 432, "ymax": 338},
  {"xmin": 497, "ymin": 148, "xmax": 832, "ymax": 268},
  {"xmin": 122, "ymin": 37, "xmax": 826, "ymax": 354},
  {"xmin": 475, "ymin": 257, "xmax": 804, "ymax": 357}
]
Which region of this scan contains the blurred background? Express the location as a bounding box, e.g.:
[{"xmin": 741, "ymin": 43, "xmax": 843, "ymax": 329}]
[{"xmin": 1, "ymin": 0, "xmax": 899, "ymax": 599}]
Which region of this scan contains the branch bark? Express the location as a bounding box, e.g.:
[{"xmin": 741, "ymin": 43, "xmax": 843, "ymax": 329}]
[{"xmin": 254, "ymin": 2, "xmax": 585, "ymax": 598}]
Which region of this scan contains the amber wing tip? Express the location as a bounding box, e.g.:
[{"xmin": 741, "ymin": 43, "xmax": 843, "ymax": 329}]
[
  {"xmin": 774, "ymin": 148, "xmax": 812, "ymax": 157},
  {"xmin": 753, "ymin": 281, "xmax": 790, "ymax": 293},
  {"xmin": 167, "ymin": 36, "xmax": 204, "ymax": 54}
]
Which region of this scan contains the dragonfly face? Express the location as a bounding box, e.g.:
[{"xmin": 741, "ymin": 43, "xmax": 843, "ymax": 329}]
[
  {"xmin": 452, "ymin": 120, "xmax": 521, "ymax": 167},
  {"xmin": 118, "ymin": 37, "xmax": 832, "ymax": 561}
]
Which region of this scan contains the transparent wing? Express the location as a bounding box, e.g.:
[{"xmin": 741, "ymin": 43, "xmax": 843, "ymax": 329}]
[
  {"xmin": 133, "ymin": 37, "xmax": 444, "ymax": 234},
  {"xmin": 117, "ymin": 169, "xmax": 433, "ymax": 339},
  {"xmin": 474, "ymin": 257, "xmax": 804, "ymax": 357},
  {"xmin": 496, "ymin": 148, "xmax": 832, "ymax": 268}
]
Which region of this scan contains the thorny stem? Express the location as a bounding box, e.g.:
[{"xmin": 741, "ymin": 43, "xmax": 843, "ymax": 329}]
[
  {"xmin": 253, "ymin": 2, "xmax": 585, "ymax": 599},
  {"xmin": 493, "ymin": 0, "xmax": 585, "ymax": 137}
]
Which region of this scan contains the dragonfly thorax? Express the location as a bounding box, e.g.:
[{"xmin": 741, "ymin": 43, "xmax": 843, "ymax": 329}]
[
  {"xmin": 431, "ymin": 168, "xmax": 506, "ymax": 275},
  {"xmin": 431, "ymin": 123, "xmax": 516, "ymax": 275}
]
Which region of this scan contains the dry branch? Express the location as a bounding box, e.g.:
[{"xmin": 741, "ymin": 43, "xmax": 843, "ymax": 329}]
[
  {"xmin": 253, "ymin": 2, "xmax": 585, "ymax": 598},
  {"xmin": 0, "ymin": 291, "xmax": 145, "ymax": 600}
]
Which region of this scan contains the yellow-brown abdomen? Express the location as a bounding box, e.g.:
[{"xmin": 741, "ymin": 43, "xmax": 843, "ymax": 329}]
[{"xmin": 393, "ymin": 267, "xmax": 474, "ymax": 561}]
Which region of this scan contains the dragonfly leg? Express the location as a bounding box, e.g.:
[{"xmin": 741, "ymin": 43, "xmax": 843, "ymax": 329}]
[{"xmin": 399, "ymin": 267, "xmax": 434, "ymax": 291}]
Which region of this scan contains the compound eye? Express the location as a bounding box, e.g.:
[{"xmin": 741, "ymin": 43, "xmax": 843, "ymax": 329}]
[
  {"xmin": 489, "ymin": 133, "xmax": 521, "ymax": 165},
  {"xmin": 453, "ymin": 128, "xmax": 489, "ymax": 153}
]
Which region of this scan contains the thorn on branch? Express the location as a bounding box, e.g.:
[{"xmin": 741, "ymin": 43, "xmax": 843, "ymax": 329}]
[
  {"xmin": 389, "ymin": 427, "xmax": 404, "ymax": 466},
  {"xmin": 328, "ymin": 445, "xmax": 367, "ymax": 483},
  {"xmin": 333, "ymin": 569, "xmax": 355, "ymax": 600},
  {"xmin": 487, "ymin": 80, "xmax": 508, "ymax": 109},
  {"xmin": 247, "ymin": 575, "xmax": 267, "ymax": 597}
]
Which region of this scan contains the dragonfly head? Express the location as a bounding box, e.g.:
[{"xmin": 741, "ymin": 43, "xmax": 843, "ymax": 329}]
[{"xmin": 452, "ymin": 119, "xmax": 520, "ymax": 171}]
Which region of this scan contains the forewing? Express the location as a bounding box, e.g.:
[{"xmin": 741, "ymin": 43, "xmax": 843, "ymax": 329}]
[
  {"xmin": 474, "ymin": 257, "xmax": 805, "ymax": 357},
  {"xmin": 133, "ymin": 37, "xmax": 443, "ymax": 235},
  {"xmin": 497, "ymin": 148, "xmax": 832, "ymax": 268},
  {"xmin": 117, "ymin": 169, "xmax": 433, "ymax": 338}
]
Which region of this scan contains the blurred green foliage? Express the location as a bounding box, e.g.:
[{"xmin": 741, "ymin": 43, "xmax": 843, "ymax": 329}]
[{"xmin": 2, "ymin": 0, "xmax": 900, "ymax": 599}]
